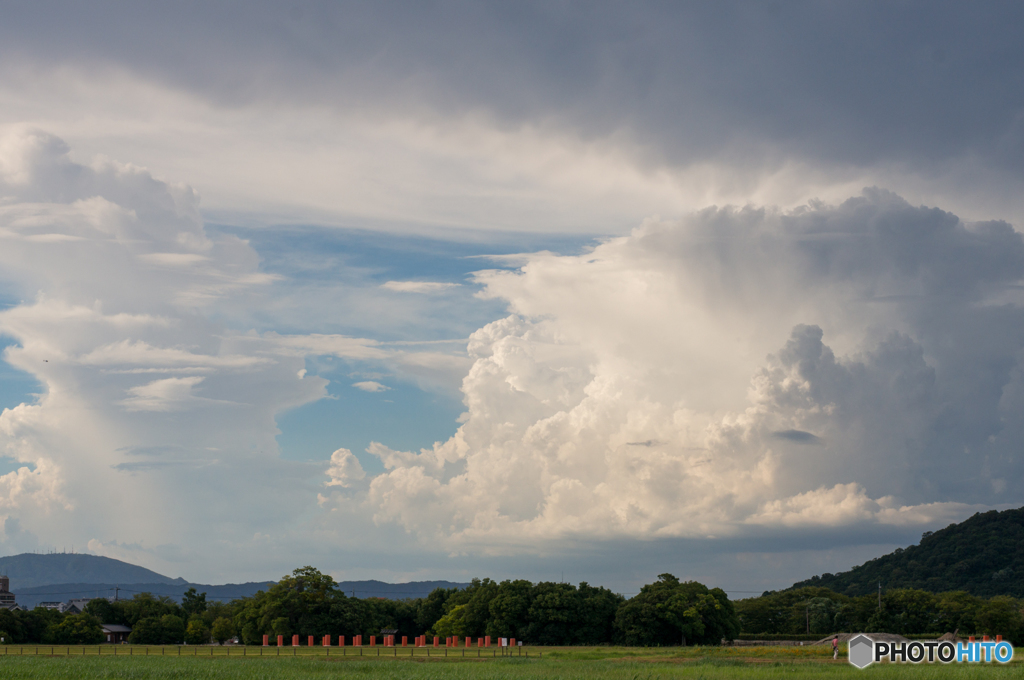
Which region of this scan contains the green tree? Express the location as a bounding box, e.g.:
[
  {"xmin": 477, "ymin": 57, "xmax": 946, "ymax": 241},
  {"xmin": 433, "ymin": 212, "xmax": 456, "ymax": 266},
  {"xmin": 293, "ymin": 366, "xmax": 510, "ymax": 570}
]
[
  {"xmin": 484, "ymin": 579, "xmax": 530, "ymax": 638},
  {"xmin": 232, "ymin": 566, "xmax": 390, "ymax": 645},
  {"xmin": 46, "ymin": 613, "xmax": 104, "ymax": 644},
  {"xmin": 121, "ymin": 593, "xmax": 180, "ymax": 626},
  {"xmin": 935, "ymin": 591, "xmax": 981, "ymax": 633},
  {"xmin": 575, "ymin": 583, "xmax": 625, "ymax": 645},
  {"xmin": 84, "ymin": 598, "xmax": 125, "ymax": 625},
  {"xmin": 417, "ymin": 587, "xmax": 458, "ymax": 633},
  {"xmin": 211, "ymin": 616, "xmax": 235, "ymax": 644},
  {"xmin": 127, "ymin": 616, "xmax": 164, "ymax": 645},
  {"xmin": 523, "ymin": 582, "xmax": 579, "ymax": 645},
  {"xmin": 160, "ymin": 614, "xmax": 186, "ymax": 644},
  {"xmin": 976, "ymin": 596, "xmax": 1023, "ymax": 644},
  {"xmin": 0, "ymin": 607, "xmax": 26, "ymax": 643},
  {"xmin": 614, "ymin": 574, "xmax": 739, "ymax": 646},
  {"xmin": 27, "ymin": 608, "xmax": 64, "ymax": 644},
  {"xmin": 185, "ymin": 618, "xmax": 210, "ymax": 645},
  {"xmin": 432, "ymin": 604, "xmax": 470, "ymax": 638},
  {"xmin": 181, "ymin": 588, "xmax": 208, "ymax": 618},
  {"xmin": 882, "ymin": 589, "xmax": 939, "ymax": 635},
  {"xmin": 271, "ymin": 616, "xmax": 292, "ymax": 638}
]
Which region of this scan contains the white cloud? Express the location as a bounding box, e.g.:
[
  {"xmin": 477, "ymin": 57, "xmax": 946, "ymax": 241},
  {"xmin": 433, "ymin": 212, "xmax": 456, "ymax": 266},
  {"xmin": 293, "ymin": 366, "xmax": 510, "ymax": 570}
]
[
  {"xmin": 352, "ymin": 381, "xmax": 390, "ymax": 393},
  {"xmin": 382, "ymin": 281, "xmax": 460, "ymax": 294},
  {"xmin": 357, "ymin": 190, "xmax": 1024, "ymax": 548},
  {"xmin": 0, "ymin": 129, "xmax": 356, "ymax": 576},
  {"xmin": 260, "ymin": 333, "xmax": 389, "ymax": 361},
  {"xmin": 2, "ymin": 125, "xmax": 1020, "ymax": 587},
  {"xmin": 120, "ymin": 376, "xmax": 210, "ymax": 412},
  {"xmin": 325, "ymin": 448, "xmax": 366, "ymax": 488}
]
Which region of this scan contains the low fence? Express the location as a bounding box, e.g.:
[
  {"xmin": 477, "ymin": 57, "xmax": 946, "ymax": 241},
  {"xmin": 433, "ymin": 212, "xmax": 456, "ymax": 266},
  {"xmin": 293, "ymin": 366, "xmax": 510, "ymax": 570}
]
[{"xmin": 1, "ymin": 645, "xmax": 535, "ymax": 658}]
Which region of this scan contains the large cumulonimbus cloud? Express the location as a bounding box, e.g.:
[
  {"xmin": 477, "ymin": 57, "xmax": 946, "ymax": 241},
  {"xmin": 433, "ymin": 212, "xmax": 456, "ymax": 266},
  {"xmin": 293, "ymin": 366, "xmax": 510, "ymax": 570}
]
[
  {"xmin": 0, "ymin": 128, "xmax": 378, "ymax": 568},
  {"xmin": 355, "ymin": 189, "xmax": 1024, "ymax": 547}
]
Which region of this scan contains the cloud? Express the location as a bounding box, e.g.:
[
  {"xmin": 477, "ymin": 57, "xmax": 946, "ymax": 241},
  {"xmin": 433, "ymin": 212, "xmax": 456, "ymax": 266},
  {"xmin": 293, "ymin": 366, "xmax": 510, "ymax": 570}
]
[
  {"xmin": 0, "ymin": 129, "xmax": 352, "ymax": 575},
  {"xmin": 352, "ymin": 381, "xmax": 389, "ymax": 393},
  {"xmin": 325, "ymin": 448, "xmax": 366, "ymax": 488},
  {"xmin": 382, "ymin": 281, "xmax": 460, "ymax": 294},
  {"xmin": 0, "ymin": 4, "xmax": 1021, "ymax": 240},
  {"xmin": 260, "ymin": 333, "xmax": 389, "ymax": 361},
  {"xmin": 771, "ymin": 430, "xmax": 823, "ymax": 445},
  {"xmin": 356, "ymin": 189, "xmax": 1024, "ymax": 549},
  {"xmin": 120, "ymin": 376, "xmax": 213, "ymax": 412}
]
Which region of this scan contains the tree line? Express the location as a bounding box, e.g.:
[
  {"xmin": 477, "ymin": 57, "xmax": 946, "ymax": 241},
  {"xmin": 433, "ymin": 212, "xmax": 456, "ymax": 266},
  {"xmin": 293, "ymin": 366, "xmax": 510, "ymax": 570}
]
[
  {"xmin": 228, "ymin": 568, "xmax": 737, "ymax": 647},
  {"xmin": 0, "ymin": 587, "xmax": 237, "ymax": 645},
  {"xmin": 738, "ymin": 586, "xmax": 1024, "ymax": 643},
  {"xmin": 0, "ymin": 570, "xmax": 738, "ymax": 646},
  {"xmin": 7, "ymin": 567, "xmax": 1018, "ymax": 646}
]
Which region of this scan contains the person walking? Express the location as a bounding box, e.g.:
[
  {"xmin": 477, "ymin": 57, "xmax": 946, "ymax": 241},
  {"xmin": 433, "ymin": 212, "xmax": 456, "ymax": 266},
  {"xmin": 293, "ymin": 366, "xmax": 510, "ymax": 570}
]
[{"xmin": 832, "ymin": 636, "xmax": 839, "ymax": 660}]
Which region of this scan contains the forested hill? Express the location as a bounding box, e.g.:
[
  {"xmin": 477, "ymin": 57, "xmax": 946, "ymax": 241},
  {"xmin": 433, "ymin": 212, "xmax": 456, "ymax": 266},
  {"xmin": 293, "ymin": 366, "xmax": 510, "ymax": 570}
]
[
  {"xmin": 0, "ymin": 553, "xmax": 184, "ymax": 589},
  {"xmin": 790, "ymin": 507, "xmax": 1024, "ymax": 597}
]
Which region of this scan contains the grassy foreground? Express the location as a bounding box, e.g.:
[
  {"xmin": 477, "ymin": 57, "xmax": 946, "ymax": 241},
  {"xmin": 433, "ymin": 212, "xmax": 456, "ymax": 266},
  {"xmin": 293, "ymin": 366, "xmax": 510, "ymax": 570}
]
[{"xmin": 0, "ymin": 645, "xmax": 1021, "ymax": 678}]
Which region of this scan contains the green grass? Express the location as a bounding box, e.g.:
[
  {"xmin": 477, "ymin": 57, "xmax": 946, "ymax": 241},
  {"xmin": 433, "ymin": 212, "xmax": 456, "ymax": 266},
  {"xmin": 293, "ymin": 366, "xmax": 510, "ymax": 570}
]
[{"xmin": 0, "ymin": 646, "xmax": 1021, "ymax": 679}]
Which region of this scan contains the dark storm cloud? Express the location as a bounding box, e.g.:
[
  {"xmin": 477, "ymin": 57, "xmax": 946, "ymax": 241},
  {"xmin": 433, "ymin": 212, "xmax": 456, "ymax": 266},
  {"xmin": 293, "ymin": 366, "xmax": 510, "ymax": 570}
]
[
  {"xmin": 771, "ymin": 430, "xmax": 823, "ymax": 445},
  {"xmin": 2, "ymin": 1, "xmax": 1022, "ymax": 174}
]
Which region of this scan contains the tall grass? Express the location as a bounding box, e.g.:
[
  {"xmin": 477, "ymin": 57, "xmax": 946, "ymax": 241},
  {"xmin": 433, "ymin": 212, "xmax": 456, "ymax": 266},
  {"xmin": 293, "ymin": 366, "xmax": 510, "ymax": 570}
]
[{"xmin": 0, "ymin": 653, "xmax": 1020, "ymax": 679}]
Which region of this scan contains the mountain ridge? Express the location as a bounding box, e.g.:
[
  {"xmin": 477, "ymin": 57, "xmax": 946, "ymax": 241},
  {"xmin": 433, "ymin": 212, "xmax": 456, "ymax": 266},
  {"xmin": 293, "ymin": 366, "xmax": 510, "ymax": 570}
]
[
  {"xmin": 789, "ymin": 506, "xmax": 1024, "ymax": 597},
  {"xmin": 0, "ymin": 553, "xmax": 471, "ymax": 608},
  {"xmin": 0, "ymin": 552, "xmax": 183, "ymax": 589}
]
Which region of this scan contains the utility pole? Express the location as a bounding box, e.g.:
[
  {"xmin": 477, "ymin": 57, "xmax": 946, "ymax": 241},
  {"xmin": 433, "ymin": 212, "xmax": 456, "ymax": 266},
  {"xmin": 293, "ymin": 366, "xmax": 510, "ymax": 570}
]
[
  {"xmin": 877, "ymin": 582, "xmax": 881, "ymax": 610},
  {"xmin": 115, "ymin": 586, "xmax": 120, "ymax": 602}
]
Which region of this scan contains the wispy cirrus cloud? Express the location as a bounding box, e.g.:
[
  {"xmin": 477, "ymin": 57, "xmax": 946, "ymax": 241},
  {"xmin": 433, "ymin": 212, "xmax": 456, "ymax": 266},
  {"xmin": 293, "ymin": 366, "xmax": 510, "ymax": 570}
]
[
  {"xmin": 352, "ymin": 381, "xmax": 390, "ymax": 393},
  {"xmin": 381, "ymin": 281, "xmax": 460, "ymax": 294}
]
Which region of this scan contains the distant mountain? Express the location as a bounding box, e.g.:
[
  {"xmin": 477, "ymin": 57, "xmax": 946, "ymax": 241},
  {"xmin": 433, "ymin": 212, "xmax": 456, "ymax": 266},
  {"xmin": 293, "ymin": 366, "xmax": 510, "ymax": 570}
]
[
  {"xmin": 790, "ymin": 507, "xmax": 1024, "ymax": 597},
  {"xmin": 14, "ymin": 579, "xmax": 470, "ymax": 608},
  {"xmin": 0, "ymin": 552, "xmax": 471, "ymax": 609},
  {"xmin": 13, "ymin": 581, "xmax": 275, "ymax": 610},
  {"xmin": 0, "ymin": 553, "xmax": 184, "ymax": 589},
  {"xmin": 335, "ymin": 580, "xmax": 471, "ymax": 599}
]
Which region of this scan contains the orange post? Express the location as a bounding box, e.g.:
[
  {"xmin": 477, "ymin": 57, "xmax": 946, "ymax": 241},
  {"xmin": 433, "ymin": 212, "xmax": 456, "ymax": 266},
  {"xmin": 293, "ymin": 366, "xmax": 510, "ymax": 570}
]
[
  {"xmin": 477, "ymin": 637, "xmax": 483, "ymax": 647},
  {"xmin": 323, "ymin": 635, "xmax": 330, "ymax": 646},
  {"xmin": 262, "ymin": 635, "xmax": 269, "ymax": 646},
  {"xmin": 485, "ymin": 636, "xmax": 490, "ymax": 647},
  {"xmin": 277, "ymin": 635, "xmax": 284, "ymax": 647},
  {"xmin": 402, "ymin": 636, "xmax": 407, "ymax": 646},
  {"xmin": 309, "ymin": 635, "xmax": 314, "ymax": 647},
  {"xmin": 997, "ymin": 635, "xmax": 1003, "ymax": 642},
  {"xmin": 433, "ymin": 636, "xmax": 439, "ymax": 647},
  {"xmin": 983, "ymin": 635, "xmax": 990, "ymax": 642},
  {"xmin": 339, "ymin": 636, "xmax": 345, "ymax": 647},
  {"xmin": 511, "ymin": 638, "xmax": 516, "ymax": 647},
  {"xmin": 370, "ymin": 635, "xmax": 376, "ymax": 647}
]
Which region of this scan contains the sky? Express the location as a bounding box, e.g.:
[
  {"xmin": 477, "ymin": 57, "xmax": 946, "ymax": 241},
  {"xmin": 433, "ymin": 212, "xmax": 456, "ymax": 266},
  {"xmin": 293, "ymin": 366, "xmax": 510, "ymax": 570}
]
[{"xmin": 0, "ymin": 1, "xmax": 1023, "ymax": 597}]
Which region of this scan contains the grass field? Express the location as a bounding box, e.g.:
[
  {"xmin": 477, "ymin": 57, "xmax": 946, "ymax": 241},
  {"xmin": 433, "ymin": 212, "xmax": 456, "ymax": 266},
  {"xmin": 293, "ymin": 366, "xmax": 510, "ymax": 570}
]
[{"xmin": 0, "ymin": 645, "xmax": 1020, "ymax": 678}]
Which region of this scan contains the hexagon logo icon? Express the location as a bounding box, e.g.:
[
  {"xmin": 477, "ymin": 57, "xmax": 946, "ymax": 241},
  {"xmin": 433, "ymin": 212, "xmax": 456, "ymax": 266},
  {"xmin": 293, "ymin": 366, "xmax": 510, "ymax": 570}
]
[{"xmin": 848, "ymin": 634, "xmax": 874, "ymax": 669}]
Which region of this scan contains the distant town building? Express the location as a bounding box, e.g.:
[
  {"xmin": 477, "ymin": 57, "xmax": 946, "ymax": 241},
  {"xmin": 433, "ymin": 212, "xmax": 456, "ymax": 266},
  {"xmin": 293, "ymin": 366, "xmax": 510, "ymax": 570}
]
[
  {"xmin": 0, "ymin": 575, "xmax": 20, "ymax": 610},
  {"xmin": 38, "ymin": 601, "xmax": 67, "ymax": 611}
]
